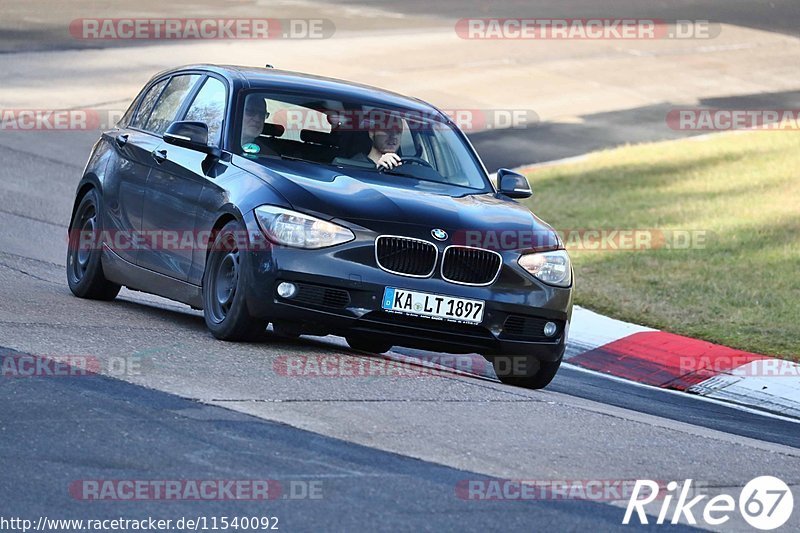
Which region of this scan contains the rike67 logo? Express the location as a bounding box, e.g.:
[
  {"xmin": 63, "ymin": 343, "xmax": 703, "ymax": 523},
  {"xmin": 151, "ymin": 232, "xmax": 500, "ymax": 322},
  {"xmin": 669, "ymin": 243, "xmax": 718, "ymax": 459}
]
[{"xmin": 624, "ymin": 477, "xmax": 793, "ymax": 530}]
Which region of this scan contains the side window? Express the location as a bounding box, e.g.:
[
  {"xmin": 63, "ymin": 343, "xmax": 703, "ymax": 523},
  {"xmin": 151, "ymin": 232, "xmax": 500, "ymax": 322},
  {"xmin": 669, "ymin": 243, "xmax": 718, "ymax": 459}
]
[
  {"xmin": 118, "ymin": 99, "xmax": 136, "ymax": 128},
  {"xmin": 183, "ymin": 77, "xmax": 227, "ymax": 146},
  {"xmin": 145, "ymin": 74, "xmax": 200, "ymax": 135},
  {"xmin": 129, "ymin": 78, "xmax": 168, "ymax": 130}
]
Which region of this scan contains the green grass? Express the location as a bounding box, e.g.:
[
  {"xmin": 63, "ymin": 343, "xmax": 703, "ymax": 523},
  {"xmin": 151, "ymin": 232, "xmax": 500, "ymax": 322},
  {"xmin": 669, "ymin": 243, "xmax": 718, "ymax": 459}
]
[{"xmin": 522, "ymin": 131, "xmax": 800, "ymax": 358}]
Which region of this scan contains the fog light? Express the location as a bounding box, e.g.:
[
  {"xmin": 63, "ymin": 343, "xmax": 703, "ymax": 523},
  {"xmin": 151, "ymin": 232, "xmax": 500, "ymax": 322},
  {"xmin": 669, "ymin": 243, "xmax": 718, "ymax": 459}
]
[
  {"xmin": 277, "ymin": 282, "xmax": 298, "ymax": 299},
  {"xmin": 544, "ymin": 321, "xmax": 558, "ymax": 337}
]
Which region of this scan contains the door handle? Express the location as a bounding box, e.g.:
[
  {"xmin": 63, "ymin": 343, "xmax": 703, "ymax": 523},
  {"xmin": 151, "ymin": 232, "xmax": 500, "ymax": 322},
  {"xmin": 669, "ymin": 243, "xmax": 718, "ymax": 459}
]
[
  {"xmin": 152, "ymin": 149, "xmax": 168, "ymax": 164},
  {"xmin": 116, "ymin": 134, "xmax": 129, "ymax": 147}
]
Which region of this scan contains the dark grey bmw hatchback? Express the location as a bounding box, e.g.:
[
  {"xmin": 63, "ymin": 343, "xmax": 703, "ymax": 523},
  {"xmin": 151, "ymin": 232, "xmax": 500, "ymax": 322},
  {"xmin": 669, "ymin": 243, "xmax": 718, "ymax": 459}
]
[{"xmin": 67, "ymin": 64, "xmax": 573, "ymax": 389}]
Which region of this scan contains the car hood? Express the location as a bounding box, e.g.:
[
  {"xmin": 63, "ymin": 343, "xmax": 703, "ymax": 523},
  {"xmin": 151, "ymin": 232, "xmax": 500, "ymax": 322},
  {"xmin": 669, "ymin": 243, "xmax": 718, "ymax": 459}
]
[{"xmin": 243, "ymin": 159, "xmax": 560, "ymax": 250}]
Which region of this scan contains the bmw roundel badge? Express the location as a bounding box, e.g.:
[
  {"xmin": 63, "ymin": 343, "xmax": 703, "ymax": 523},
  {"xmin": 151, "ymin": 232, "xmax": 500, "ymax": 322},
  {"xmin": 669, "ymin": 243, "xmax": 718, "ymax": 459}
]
[{"xmin": 431, "ymin": 228, "xmax": 448, "ymax": 241}]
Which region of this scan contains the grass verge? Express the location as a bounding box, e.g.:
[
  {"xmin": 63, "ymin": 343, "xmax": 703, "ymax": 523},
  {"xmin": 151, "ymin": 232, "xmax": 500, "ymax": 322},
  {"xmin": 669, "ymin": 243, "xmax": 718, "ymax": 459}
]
[{"xmin": 522, "ymin": 130, "xmax": 799, "ymax": 358}]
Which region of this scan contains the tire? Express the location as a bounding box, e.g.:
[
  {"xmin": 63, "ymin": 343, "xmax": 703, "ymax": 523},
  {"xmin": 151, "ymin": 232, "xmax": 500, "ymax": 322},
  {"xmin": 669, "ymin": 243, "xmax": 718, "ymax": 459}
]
[
  {"xmin": 493, "ymin": 355, "xmax": 562, "ymax": 390},
  {"xmin": 346, "ymin": 336, "xmax": 393, "ymax": 354},
  {"xmin": 202, "ymin": 220, "xmax": 268, "ymax": 341},
  {"xmin": 66, "ymin": 188, "xmax": 121, "ymax": 301}
]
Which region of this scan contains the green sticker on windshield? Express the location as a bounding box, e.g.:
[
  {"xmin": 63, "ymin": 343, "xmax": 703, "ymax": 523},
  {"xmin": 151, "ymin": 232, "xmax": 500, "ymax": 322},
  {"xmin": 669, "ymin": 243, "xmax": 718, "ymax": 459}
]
[{"xmin": 242, "ymin": 143, "xmax": 260, "ymax": 154}]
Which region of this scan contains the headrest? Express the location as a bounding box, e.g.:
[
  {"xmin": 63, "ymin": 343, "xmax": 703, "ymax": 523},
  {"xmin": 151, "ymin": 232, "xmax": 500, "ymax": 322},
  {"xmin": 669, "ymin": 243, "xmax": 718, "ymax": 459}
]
[
  {"xmin": 300, "ymin": 129, "xmax": 338, "ymax": 147},
  {"xmin": 261, "ymin": 123, "xmax": 285, "ymax": 137}
]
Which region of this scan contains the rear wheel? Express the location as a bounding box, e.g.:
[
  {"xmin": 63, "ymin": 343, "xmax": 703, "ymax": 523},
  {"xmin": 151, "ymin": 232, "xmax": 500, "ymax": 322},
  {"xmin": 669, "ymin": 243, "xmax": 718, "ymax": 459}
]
[
  {"xmin": 346, "ymin": 336, "xmax": 393, "ymax": 354},
  {"xmin": 202, "ymin": 220, "xmax": 268, "ymax": 341},
  {"xmin": 493, "ymin": 355, "xmax": 562, "ymax": 390},
  {"xmin": 66, "ymin": 189, "xmax": 121, "ymax": 301}
]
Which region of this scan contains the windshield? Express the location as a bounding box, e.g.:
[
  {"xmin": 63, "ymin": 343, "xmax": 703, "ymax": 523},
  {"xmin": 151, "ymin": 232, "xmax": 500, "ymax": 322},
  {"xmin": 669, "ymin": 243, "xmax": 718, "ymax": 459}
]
[{"xmin": 233, "ymin": 90, "xmax": 492, "ymax": 191}]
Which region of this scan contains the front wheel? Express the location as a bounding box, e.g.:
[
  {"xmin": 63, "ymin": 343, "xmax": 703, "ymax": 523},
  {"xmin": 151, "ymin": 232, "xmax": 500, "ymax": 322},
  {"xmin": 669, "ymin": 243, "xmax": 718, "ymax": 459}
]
[
  {"xmin": 202, "ymin": 220, "xmax": 268, "ymax": 341},
  {"xmin": 66, "ymin": 189, "xmax": 121, "ymax": 301},
  {"xmin": 493, "ymin": 355, "xmax": 562, "ymax": 390}
]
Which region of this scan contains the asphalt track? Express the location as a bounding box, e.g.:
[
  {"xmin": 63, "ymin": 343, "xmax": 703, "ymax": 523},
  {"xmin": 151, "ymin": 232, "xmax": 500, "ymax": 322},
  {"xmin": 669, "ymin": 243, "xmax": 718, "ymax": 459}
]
[
  {"xmin": 317, "ymin": 0, "xmax": 800, "ymax": 170},
  {"xmin": 319, "ymin": 0, "xmax": 800, "ymax": 38},
  {"xmin": 1, "ymin": 127, "xmax": 799, "ymax": 530},
  {"xmin": 1, "ymin": 2, "xmax": 800, "ymax": 531},
  {"xmin": 2, "ymin": 348, "xmax": 657, "ymax": 533},
  {"xmin": 3, "ymin": 0, "xmax": 797, "ymax": 54}
]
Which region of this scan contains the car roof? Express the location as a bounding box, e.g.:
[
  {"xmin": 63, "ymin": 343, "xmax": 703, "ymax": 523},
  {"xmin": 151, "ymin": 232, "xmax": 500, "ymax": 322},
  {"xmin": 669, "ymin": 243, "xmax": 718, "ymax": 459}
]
[{"xmin": 156, "ymin": 64, "xmax": 444, "ymax": 116}]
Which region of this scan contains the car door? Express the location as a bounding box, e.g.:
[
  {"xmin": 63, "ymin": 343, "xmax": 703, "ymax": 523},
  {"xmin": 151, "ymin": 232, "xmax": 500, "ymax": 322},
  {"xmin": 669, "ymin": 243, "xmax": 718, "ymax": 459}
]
[
  {"xmin": 101, "ymin": 77, "xmax": 169, "ymax": 265},
  {"xmin": 138, "ymin": 75, "xmax": 227, "ymax": 282}
]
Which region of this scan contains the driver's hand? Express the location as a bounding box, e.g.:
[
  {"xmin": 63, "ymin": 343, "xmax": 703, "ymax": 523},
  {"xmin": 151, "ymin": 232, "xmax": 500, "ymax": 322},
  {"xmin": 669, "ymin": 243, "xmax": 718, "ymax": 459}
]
[{"xmin": 376, "ymin": 153, "xmax": 402, "ymax": 170}]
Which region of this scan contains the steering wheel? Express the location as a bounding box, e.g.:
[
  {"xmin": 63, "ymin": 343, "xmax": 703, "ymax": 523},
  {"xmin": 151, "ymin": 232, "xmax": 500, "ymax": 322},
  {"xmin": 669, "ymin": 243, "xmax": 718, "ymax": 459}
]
[
  {"xmin": 379, "ymin": 156, "xmax": 433, "ymax": 172},
  {"xmin": 398, "ymin": 156, "xmax": 433, "ymax": 168}
]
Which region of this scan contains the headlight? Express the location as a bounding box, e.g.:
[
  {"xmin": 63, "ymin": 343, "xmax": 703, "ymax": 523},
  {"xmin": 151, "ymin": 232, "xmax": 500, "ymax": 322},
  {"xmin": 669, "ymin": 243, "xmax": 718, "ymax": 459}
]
[
  {"xmin": 518, "ymin": 249, "xmax": 572, "ymax": 287},
  {"xmin": 254, "ymin": 205, "xmax": 354, "ymax": 249}
]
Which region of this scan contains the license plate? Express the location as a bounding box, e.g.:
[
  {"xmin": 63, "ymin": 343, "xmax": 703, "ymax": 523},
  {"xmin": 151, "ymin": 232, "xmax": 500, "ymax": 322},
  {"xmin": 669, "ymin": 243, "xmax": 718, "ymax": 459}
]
[{"xmin": 381, "ymin": 287, "xmax": 485, "ymax": 324}]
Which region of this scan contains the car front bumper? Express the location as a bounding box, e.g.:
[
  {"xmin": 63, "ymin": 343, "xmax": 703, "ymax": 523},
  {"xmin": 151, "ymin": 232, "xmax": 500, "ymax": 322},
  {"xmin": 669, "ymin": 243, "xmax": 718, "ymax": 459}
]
[{"xmin": 242, "ymin": 213, "xmax": 573, "ymax": 362}]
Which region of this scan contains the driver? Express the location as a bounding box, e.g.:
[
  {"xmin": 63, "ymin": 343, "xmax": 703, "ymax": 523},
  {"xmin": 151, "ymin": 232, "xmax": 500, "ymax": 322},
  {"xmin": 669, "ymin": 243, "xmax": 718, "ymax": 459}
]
[
  {"xmin": 366, "ymin": 120, "xmax": 403, "ymax": 170},
  {"xmin": 342, "ymin": 111, "xmax": 404, "ymax": 170}
]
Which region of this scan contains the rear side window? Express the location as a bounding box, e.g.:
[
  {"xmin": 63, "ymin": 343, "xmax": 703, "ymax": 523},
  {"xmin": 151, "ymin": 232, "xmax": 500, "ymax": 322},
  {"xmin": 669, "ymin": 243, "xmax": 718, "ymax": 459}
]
[
  {"xmin": 263, "ymin": 98, "xmax": 330, "ymax": 142},
  {"xmin": 145, "ymin": 74, "xmax": 201, "ymax": 135},
  {"xmin": 130, "ymin": 78, "xmax": 168, "ymax": 130},
  {"xmin": 183, "ymin": 77, "xmax": 227, "ymax": 146}
]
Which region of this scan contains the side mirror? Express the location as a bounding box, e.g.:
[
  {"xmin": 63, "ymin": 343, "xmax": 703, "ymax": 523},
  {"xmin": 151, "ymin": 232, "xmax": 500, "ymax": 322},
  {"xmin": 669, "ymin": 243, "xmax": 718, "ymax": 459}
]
[
  {"xmin": 496, "ymin": 168, "xmax": 532, "ymax": 199},
  {"xmin": 163, "ymin": 121, "xmax": 220, "ymax": 158}
]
